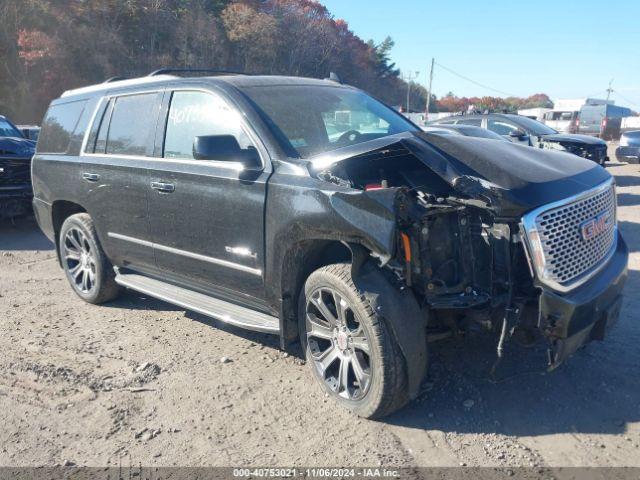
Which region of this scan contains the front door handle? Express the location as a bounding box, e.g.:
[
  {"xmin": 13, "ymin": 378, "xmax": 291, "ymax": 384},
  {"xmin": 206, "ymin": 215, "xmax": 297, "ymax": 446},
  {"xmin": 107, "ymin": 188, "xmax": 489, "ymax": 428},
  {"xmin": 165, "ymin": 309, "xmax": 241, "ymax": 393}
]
[
  {"xmin": 151, "ymin": 181, "xmax": 175, "ymax": 193},
  {"xmin": 82, "ymin": 172, "xmax": 100, "ymax": 182}
]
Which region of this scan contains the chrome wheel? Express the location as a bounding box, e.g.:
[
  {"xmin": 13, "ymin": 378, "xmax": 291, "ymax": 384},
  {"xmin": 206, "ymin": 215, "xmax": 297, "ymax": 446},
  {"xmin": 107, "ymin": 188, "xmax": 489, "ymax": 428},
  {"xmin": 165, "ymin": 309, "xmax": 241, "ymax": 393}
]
[
  {"xmin": 305, "ymin": 287, "xmax": 372, "ymax": 400},
  {"xmin": 63, "ymin": 227, "xmax": 97, "ymax": 294}
]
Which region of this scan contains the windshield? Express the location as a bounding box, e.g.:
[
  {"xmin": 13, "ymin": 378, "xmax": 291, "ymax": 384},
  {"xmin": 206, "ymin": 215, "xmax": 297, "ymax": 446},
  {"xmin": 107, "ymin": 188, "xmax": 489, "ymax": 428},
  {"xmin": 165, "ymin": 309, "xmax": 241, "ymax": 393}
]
[
  {"xmin": 242, "ymin": 85, "xmax": 418, "ymax": 158},
  {"xmin": 512, "ymin": 116, "xmax": 557, "ymax": 135},
  {"xmin": 0, "ymin": 118, "xmax": 23, "ymax": 138}
]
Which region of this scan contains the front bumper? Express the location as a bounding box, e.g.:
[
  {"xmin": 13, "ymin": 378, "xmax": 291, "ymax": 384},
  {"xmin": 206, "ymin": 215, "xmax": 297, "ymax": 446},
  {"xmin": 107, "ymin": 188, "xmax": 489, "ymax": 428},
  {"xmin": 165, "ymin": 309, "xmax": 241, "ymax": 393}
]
[
  {"xmin": 0, "ymin": 185, "xmax": 33, "ymax": 218},
  {"xmin": 538, "ymin": 233, "xmax": 628, "ymax": 367},
  {"xmin": 615, "ymin": 146, "xmax": 640, "ymax": 164}
]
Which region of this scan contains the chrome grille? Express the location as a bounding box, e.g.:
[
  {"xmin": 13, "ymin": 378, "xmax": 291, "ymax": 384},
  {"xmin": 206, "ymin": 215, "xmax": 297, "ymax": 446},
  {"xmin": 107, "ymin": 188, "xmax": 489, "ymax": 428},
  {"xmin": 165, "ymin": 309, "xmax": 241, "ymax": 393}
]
[{"xmin": 523, "ymin": 179, "xmax": 617, "ymax": 291}]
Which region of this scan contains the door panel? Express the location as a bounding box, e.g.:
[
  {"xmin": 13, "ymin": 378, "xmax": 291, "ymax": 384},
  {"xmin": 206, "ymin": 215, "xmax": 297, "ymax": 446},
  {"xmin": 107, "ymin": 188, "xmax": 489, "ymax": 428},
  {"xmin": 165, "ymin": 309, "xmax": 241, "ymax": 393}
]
[
  {"xmin": 80, "ymin": 92, "xmax": 163, "ymax": 272},
  {"xmin": 146, "ymin": 88, "xmax": 270, "ymax": 306},
  {"xmin": 147, "ymin": 161, "xmax": 269, "ymax": 302},
  {"xmin": 84, "ymin": 156, "xmax": 156, "ymax": 271}
]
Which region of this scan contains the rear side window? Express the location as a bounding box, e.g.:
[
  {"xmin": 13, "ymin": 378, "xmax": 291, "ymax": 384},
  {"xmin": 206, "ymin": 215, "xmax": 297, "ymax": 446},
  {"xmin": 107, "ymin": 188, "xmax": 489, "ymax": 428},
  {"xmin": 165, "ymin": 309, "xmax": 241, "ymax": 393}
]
[
  {"xmin": 104, "ymin": 93, "xmax": 158, "ymax": 156},
  {"xmin": 38, "ymin": 100, "xmax": 88, "ymax": 154}
]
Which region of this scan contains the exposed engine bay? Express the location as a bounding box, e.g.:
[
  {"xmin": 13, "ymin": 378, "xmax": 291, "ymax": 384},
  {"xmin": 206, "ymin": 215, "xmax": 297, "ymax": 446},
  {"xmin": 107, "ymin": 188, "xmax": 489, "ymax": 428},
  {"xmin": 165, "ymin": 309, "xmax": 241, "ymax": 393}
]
[
  {"xmin": 311, "ymin": 137, "xmax": 596, "ymax": 370},
  {"xmin": 538, "ymin": 138, "xmax": 608, "ymax": 164}
]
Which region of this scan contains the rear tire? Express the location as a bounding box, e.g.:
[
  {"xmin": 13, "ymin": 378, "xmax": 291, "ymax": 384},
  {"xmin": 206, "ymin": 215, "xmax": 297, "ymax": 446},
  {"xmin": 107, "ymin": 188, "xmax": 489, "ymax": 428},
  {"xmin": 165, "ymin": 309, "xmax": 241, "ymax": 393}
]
[
  {"xmin": 59, "ymin": 213, "xmax": 120, "ymax": 304},
  {"xmin": 298, "ymin": 263, "xmax": 408, "ymax": 418}
]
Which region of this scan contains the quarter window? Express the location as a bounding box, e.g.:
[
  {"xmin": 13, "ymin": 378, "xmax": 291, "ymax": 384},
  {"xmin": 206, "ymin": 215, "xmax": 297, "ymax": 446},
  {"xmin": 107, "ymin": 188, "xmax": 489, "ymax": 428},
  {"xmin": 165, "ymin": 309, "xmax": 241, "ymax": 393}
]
[
  {"xmin": 164, "ymin": 91, "xmax": 254, "ymax": 160},
  {"xmin": 105, "ymin": 93, "xmax": 158, "ymax": 156},
  {"xmin": 37, "ymin": 100, "xmax": 88, "ymax": 154}
]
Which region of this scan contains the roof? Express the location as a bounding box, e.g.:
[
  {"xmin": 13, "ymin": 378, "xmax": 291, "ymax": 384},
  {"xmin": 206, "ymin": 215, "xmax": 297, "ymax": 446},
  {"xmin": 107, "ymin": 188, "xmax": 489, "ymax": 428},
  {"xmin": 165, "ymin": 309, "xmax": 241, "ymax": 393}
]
[{"xmin": 60, "ymin": 74, "xmax": 343, "ymax": 99}]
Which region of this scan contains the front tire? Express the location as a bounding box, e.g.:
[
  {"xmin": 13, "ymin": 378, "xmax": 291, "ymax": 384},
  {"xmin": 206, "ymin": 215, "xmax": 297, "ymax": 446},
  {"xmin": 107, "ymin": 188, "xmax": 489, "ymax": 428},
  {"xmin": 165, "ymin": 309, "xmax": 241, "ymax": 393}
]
[
  {"xmin": 298, "ymin": 263, "xmax": 408, "ymax": 418},
  {"xmin": 59, "ymin": 213, "xmax": 120, "ymax": 304}
]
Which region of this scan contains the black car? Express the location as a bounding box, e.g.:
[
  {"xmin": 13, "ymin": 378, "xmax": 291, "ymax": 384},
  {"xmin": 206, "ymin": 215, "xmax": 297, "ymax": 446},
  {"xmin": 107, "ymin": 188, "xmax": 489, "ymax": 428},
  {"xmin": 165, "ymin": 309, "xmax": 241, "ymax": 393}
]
[
  {"xmin": 422, "ymin": 123, "xmax": 510, "ymax": 141},
  {"xmin": 0, "ymin": 114, "xmax": 36, "ymax": 219},
  {"xmin": 616, "ymin": 131, "xmax": 640, "ymax": 163},
  {"xmin": 432, "ymin": 113, "xmax": 610, "ymax": 165},
  {"xmin": 32, "ymin": 71, "xmax": 627, "ymax": 418}
]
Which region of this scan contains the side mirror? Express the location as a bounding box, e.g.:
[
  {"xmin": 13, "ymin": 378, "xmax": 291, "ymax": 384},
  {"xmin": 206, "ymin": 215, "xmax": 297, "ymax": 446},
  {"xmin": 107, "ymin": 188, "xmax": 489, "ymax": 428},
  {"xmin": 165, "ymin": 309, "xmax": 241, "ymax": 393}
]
[
  {"xmin": 509, "ymin": 129, "xmax": 527, "ymax": 139},
  {"xmin": 193, "ymin": 135, "xmax": 262, "ymax": 170}
]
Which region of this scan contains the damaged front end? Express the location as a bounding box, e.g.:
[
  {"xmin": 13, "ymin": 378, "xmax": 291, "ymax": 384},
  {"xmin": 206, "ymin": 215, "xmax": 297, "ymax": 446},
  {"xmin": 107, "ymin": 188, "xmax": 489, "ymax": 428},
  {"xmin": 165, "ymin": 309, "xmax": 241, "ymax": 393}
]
[
  {"xmin": 308, "ymin": 132, "xmax": 627, "ymax": 371},
  {"xmin": 536, "ymin": 133, "xmax": 609, "ymax": 165}
]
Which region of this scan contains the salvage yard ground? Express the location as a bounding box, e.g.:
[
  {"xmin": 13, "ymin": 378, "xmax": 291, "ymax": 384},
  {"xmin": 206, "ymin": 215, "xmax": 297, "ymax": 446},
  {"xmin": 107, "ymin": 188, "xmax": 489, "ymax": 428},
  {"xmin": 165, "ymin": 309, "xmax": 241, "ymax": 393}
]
[{"xmin": 1, "ymin": 146, "xmax": 639, "ymax": 469}]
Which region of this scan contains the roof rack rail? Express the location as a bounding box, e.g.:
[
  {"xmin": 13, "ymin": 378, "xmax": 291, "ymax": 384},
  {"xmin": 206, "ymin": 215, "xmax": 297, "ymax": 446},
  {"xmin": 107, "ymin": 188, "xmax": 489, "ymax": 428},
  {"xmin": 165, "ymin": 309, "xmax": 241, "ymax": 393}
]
[
  {"xmin": 148, "ymin": 68, "xmax": 247, "ymax": 77},
  {"xmin": 104, "ymin": 76, "xmax": 127, "ymax": 83}
]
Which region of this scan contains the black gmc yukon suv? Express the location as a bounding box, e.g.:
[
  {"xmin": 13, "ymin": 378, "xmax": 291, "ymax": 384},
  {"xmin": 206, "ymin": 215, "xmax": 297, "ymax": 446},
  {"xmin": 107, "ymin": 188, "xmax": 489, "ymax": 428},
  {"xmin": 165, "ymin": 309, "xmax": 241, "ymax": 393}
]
[
  {"xmin": 1, "ymin": 114, "xmax": 36, "ymax": 219},
  {"xmin": 32, "ymin": 72, "xmax": 628, "ymax": 418}
]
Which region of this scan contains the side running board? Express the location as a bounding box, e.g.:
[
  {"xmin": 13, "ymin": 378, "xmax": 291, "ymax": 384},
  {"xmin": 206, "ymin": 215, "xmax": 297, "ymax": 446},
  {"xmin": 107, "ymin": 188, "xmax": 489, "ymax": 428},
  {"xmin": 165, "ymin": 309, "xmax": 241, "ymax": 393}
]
[{"xmin": 114, "ymin": 272, "xmax": 280, "ymax": 334}]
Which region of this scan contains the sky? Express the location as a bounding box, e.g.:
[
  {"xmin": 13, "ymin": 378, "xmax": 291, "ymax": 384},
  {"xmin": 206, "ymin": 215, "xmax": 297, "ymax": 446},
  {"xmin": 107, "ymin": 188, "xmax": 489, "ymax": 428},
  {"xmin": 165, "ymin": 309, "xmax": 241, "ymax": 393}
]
[{"xmin": 321, "ymin": 0, "xmax": 640, "ymax": 109}]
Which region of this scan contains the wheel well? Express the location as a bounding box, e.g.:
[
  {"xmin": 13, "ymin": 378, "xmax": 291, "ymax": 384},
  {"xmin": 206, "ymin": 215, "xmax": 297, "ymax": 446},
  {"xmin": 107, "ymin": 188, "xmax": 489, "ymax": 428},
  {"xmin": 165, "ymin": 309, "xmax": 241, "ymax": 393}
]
[
  {"xmin": 51, "ymin": 201, "xmax": 87, "ymax": 263},
  {"xmin": 279, "ymin": 240, "xmax": 357, "ymax": 346}
]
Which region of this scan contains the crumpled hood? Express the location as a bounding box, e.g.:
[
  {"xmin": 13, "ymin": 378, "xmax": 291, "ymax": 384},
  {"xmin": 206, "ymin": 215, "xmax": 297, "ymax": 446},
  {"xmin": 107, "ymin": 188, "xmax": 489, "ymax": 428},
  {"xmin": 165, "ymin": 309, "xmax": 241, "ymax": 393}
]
[
  {"xmin": 309, "ymin": 131, "xmax": 611, "ymax": 217},
  {"xmin": 407, "ymin": 132, "xmax": 611, "ymax": 215},
  {"xmin": 0, "ymin": 136, "xmax": 36, "ymax": 157},
  {"xmin": 540, "ymin": 133, "xmax": 606, "ymax": 145}
]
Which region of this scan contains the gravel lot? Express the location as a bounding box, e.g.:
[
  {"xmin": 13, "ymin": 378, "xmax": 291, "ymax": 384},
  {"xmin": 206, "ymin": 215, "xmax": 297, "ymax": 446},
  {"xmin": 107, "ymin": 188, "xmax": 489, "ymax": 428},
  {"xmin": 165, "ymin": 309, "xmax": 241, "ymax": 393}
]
[{"xmin": 1, "ymin": 153, "xmax": 639, "ymax": 470}]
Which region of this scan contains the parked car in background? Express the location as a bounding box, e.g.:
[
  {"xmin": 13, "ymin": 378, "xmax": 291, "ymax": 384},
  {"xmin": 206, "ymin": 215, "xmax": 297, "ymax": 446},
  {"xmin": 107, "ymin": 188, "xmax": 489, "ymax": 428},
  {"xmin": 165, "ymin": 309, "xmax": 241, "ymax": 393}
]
[
  {"xmin": 616, "ymin": 130, "xmax": 640, "ymax": 163},
  {"xmin": 18, "ymin": 125, "xmax": 41, "ymax": 141},
  {"xmin": 543, "ymin": 110, "xmax": 579, "ymax": 134},
  {"xmin": 431, "ymin": 113, "xmax": 609, "ymax": 165},
  {"xmin": 621, "ymin": 116, "xmax": 640, "ymax": 132},
  {"xmin": 0, "ymin": 114, "xmax": 36, "ymax": 219},
  {"xmin": 422, "ymin": 123, "xmax": 509, "ymax": 141},
  {"xmin": 578, "ymin": 104, "xmax": 632, "ymax": 140}
]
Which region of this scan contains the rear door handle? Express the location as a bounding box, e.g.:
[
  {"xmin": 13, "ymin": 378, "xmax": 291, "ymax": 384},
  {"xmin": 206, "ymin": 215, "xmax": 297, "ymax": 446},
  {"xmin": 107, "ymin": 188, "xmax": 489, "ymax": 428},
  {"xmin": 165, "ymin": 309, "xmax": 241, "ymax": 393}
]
[
  {"xmin": 82, "ymin": 172, "xmax": 100, "ymax": 182},
  {"xmin": 151, "ymin": 181, "xmax": 175, "ymax": 193}
]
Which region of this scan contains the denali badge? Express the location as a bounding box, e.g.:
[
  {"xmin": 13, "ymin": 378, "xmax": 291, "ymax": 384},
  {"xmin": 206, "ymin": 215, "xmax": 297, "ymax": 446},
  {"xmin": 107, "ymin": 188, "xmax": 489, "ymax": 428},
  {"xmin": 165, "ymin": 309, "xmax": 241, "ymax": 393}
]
[{"xmin": 580, "ymin": 211, "xmax": 611, "ymax": 241}]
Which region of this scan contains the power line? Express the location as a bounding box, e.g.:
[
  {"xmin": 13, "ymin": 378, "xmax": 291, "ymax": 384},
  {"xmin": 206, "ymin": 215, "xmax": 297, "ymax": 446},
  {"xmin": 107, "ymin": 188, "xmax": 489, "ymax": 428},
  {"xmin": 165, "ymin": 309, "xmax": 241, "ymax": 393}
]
[
  {"xmin": 434, "ymin": 61, "xmax": 517, "ymax": 97},
  {"xmin": 612, "ymin": 90, "xmax": 640, "ymax": 108}
]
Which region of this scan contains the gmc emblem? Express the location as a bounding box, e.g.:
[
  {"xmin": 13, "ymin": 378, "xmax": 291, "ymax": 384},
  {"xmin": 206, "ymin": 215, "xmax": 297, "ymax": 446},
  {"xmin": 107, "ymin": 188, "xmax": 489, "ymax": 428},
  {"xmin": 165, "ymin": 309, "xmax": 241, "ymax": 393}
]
[{"xmin": 580, "ymin": 212, "xmax": 611, "ymax": 241}]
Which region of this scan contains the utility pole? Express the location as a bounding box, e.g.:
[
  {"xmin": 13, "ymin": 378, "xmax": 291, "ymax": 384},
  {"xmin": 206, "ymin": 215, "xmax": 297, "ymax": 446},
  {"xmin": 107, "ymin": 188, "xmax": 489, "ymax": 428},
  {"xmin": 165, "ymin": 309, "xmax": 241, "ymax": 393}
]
[
  {"xmin": 402, "ymin": 70, "xmax": 420, "ymax": 113},
  {"xmin": 425, "ymin": 58, "xmax": 435, "ymax": 120},
  {"xmin": 605, "ymin": 78, "xmax": 614, "ymax": 102}
]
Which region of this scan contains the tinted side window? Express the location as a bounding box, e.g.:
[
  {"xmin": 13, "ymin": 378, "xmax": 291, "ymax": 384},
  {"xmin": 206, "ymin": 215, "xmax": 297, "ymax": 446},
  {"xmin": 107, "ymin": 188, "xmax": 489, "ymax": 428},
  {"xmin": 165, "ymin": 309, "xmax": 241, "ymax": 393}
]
[
  {"xmin": 164, "ymin": 91, "xmax": 254, "ymax": 160},
  {"xmin": 37, "ymin": 100, "xmax": 88, "ymax": 154},
  {"xmin": 106, "ymin": 94, "xmax": 158, "ymax": 156},
  {"xmin": 456, "ymin": 118, "xmax": 482, "ymax": 126},
  {"xmin": 488, "ymin": 119, "xmax": 519, "ymax": 135}
]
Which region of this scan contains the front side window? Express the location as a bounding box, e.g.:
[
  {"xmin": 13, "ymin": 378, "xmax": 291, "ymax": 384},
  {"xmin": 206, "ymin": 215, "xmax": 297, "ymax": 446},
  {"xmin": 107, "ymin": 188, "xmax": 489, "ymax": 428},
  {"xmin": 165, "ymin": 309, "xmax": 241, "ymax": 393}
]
[
  {"xmin": 164, "ymin": 91, "xmax": 253, "ymax": 160},
  {"xmin": 456, "ymin": 118, "xmax": 482, "ymax": 126},
  {"xmin": 242, "ymin": 85, "xmax": 417, "ymax": 158},
  {"xmin": 488, "ymin": 119, "xmax": 520, "ymax": 136},
  {"xmin": 105, "ymin": 93, "xmax": 157, "ymax": 156}
]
